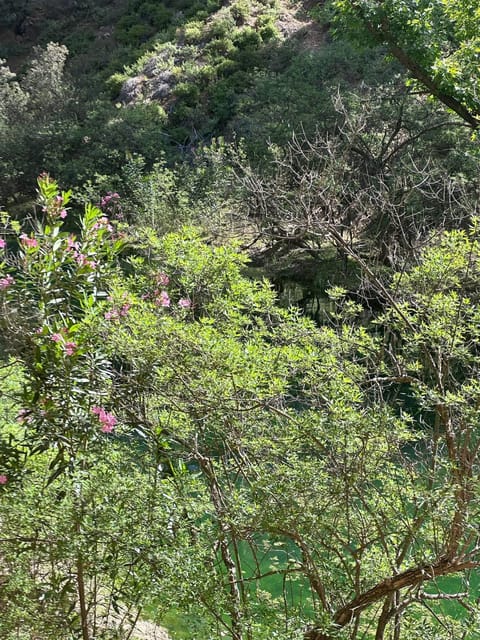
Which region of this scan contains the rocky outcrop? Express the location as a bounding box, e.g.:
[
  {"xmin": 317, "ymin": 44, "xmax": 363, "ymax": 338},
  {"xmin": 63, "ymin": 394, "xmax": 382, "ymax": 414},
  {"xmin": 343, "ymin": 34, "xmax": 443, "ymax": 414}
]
[
  {"xmin": 119, "ymin": 46, "xmax": 178, "ymax": 106},
  {"xmin": 119, "ymin": 75, "xmax": 147, "ymax": 103}
]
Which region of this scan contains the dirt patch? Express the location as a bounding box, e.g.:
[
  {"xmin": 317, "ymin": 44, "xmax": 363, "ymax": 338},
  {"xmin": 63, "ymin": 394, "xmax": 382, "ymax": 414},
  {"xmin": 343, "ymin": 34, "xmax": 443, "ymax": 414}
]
[
  {"xmin": 103, "ymin": 606, "xmax": 172, "ymax": 640},
  {"xmin": 276, "ymin": 0, "xmax": 327, "ymax": 51},
  {"xmin": 131, "ymin": 618, "xmax": 172, "ymax": 640}
]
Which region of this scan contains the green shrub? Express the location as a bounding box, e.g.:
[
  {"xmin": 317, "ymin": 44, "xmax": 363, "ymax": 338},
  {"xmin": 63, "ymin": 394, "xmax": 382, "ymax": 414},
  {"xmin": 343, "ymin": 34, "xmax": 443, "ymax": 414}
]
[
  {"xmin": 173, "ymin": 81, "xmax": 200, "ymax": 106},
  {"xmin": 204, "ymin": 37, "xmax": 236, "ymax": 57},
  {"xmin": 232, "ymin": 26, "xmax": 262, "ymax": 50},
  {"xmin": 205, "ymin": 0, "xmax": 222, "ymax": 12},
  {"xmin": 259, "ymin": 20, "xmax": 278, "ymax": 41},
  {"xmin": 139, "ymin": 2, "xmax": 172, "ymax": 28},
  {"xmin": 208, "ymin": 15, "xmax": 236, "ymax": 39},
  {"xmin": 107, "ymin": 72, "xmax": 128, "ymax": 98},
  {"xmin": 231, "ymin": 0, "xmax": 251, "ymax": 24},
  {"xmin": 215, "ymin": 58, "xmax": 239, "ymax": 77},
  {"xmin": 197, "ymin": 64, "xmax": 217, "ymax": 86},
  {"xmin": 182, "ymin": 20, "xmax": 205, "ymax": 44}
]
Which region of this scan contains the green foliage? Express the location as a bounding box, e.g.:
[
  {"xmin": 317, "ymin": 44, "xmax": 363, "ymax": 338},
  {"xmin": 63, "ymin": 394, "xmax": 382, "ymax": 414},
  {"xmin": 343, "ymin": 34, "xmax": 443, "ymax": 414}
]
[
  {"xmin": 181, "ymin": 20, "xmax": 205, "ymax": 44},
  {"xmin": 231, "ymin": 0, "xmax": 251, "ymax": 24},
  {"xmin": 0, "ymin": 43, "xmax": 76, "ymax": 202},
  {"xmin": 331, "ymin": 0, "xmax": 480, "ymax": 127},
  {"xmin": 3, "ymin": 180, "xmax": 480, "ymax": 638},
  {"xmin": 0, "ymin": 0, "xmax": 479, "ymax": 635},
  {"xmin": 115, "ymin": 0, "xmax": 173, "ymax": 46}
]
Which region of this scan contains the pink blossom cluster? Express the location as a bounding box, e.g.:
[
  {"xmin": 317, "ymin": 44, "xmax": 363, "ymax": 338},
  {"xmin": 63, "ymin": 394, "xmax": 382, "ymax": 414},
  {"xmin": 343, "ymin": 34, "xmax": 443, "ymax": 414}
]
[
  {"xmin": 145, "ymin": 273, "xmax": 192, "ymax": 310},
  {"xmin": 20, "ymin": 234, "xmax": 38, "ymax": 249},
  {"xmin": 42, "ymin": 194, "xmax": 68, "ymax": 219},
  {"xmin": 100, "ymin": 192, "xmax": 120, "ymax": 209},
  {"xmin": 0, "ymin": 475, "xmax": 7, "ymax": 485},
  {"xmin": 64, "ymin": 341, "xmax": 76, "ymax": 356},
  {"xmin": 76, "ymin": 254, "xmax": 97, "ymax": 269},
  {"xmin": 92, "ymin": 406, "xmax": 117, "ymax": 433},
  {"xmin": 67, "ymin": 236, "xmax": 80, "ymax": 251},
  {"xmin": 66, "ymin": 235, "xmax": 96, "ymax": 269},
  {"xmin": 53, "ymin": 195, "xmax": 68, "ymax": 219},
  {"xmin": 0, "ymin": 275, "xmax": 14, "ymax": 290},
  {"xmin": 17, "ymin": 408, "xmax": 32, "ymax": 424},
  {"xmin": 154, "ymin": 290, "xmax": 170, "ymax": 307},
  {"xmin": 50, "ymin": 332, "xmax": 76, "ymax": 356},
  {"xmin": 99, "ymin": 192, "xmax": 123, "ymax": 220},
  {"xmin": 92, "ymin": 217, "xmax": 113, "ymax": 233},
  {"xmin": 0, "ymin": 238, "xmax": 6, "ymax": 249},
  {"xmin": 105, "ymin": 302, "xmax": 131, "ymax": 321},
  {"xmin": 156, "ymin": 272, "xmax": 170, "ymax": 286}
]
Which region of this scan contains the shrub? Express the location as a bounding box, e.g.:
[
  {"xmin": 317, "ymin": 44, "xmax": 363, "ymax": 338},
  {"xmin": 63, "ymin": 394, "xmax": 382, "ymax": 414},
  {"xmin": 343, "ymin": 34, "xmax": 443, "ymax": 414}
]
[
  {"xmin": 231, "ymin": 0, "xmax": 251, "ymax": 24},
  {"xmin": 181, "ymin": 20, "xmax": 205, "ymax": 44},
  {"xmin": 232, "ymin": 26, "xmax": 262, "ymax": 50},
  {"xmin": 173, "ymin": 81, "xmax": 200, "ymax": 106}
]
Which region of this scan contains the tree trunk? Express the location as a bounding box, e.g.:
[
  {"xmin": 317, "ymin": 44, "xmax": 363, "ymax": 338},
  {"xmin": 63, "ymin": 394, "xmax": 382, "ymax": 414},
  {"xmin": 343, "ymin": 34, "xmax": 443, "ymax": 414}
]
[{"xmin": 305, "ymin": 557, "xmax": 479, "ymax": 640}]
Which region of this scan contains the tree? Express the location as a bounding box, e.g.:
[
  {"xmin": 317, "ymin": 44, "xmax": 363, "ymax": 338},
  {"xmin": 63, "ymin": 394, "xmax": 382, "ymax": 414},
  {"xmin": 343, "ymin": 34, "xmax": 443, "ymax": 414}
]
[
  {"xmin": 108, "ymin": 222, "xmax": 480, "ymax": 640},
  {"xmin": 331, "ymin": 0, "xmax": 480, "ymax": 128},
  {"xmin": 0, "ymin": 44, "xmax": 75, "ymax": 204},
  {"xmin": 3, "ymin": 180, "xmax": 480, "ymax": 639},
  {"xmin": 221, "ymin": 88, "xmax": 479, "ymax": 319}
]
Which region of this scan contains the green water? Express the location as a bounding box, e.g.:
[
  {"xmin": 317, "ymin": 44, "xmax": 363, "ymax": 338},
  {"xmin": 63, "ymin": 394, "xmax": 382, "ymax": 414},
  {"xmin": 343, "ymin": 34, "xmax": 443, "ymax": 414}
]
[{"xmin": 149, "ymin": 538, "xmax": 480, "ymax": 639}]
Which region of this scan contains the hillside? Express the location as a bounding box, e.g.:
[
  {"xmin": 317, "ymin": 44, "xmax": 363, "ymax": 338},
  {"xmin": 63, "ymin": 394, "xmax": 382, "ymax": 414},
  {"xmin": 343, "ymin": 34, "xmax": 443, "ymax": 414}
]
[{"xmin": 0, "ymin": 0, "xmax": 392, "ymax": 197}]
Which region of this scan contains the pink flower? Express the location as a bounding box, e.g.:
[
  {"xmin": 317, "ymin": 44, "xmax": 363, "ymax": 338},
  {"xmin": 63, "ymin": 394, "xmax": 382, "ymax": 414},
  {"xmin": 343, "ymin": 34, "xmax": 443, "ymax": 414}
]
[
  {"xmin": 92, "ymin": 406, "xmax": 117, "ymax": 433},
  {"xmin": 178, "ymin": 298, "xmax": 191, "ymax": 308},
  {"xmin": 156, "ymin": 290, "xmax": 170, "ymax": 307},
  {"xmin": 156, "ymin": 272, "xmax": 170, "ymax": 286},
  {"xmin": 64, "ymin": 341, "xmax": 76, "ymax": 356},
  {"xmin": 67, "ymin": 235, "xmax": 79, "ymax": 250},
  {"xmin": 17, "ymin": 409, "xmax": 30, "ymax": 423},
  {"xmin": 55, "ymin": 195, "xmax": 63, "ymax": 203},
  {"xmin": 100, "ymin": 192, "xmax": 120, "ymax": 210},
  {"xmin": 93, "ymin": 217, "xmax": 113, "ymax": 232},
  {"xmin": 60, "ymin": 210, "xmax": 67, "ymax": 219},
  {"xmin": 102, "ymin": 412, "xmax": 117, "ymax": 428},
  {"xmin": 0, "ymin": 275, "xmax": 14, "ymax": 290},
  {"xmin": 51, "ymin": 333, "xmax": 62, "ymax": 342},
  {"xmin": 74, "ymin": 254, "xmax": 96, "ymax": 269},
  {"xmin": 105, "ymin": 303, "xmax": 130, "ymax": 321},
  {"xmin": 20, "ymin": 234, "xmax": 38, "ymax": 248},
  {"xmin": 0, "ymin": 475, "xmax": 7, "ymax": 485},
  {"xmin": 0, "ymin": 239, "xmax": 5, "ymax": 249}
]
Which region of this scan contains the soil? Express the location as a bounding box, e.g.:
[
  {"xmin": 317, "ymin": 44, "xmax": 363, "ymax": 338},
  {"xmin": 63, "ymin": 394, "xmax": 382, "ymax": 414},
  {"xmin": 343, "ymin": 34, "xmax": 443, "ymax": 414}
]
[
  {"xmin": 131, "ymin": 618, "xmax": 172, "ymax": 640},
  {"xmin": 276, "ymin": 0, "xmax": 328, "ymax": 51},
  {"xmin": 103, "ymin": 605, "xmax": 172, "ymax": 640}
]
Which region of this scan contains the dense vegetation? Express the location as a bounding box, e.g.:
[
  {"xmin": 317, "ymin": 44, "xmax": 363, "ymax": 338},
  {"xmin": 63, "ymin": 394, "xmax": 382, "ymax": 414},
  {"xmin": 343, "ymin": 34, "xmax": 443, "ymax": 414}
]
[{"xmin": 1, "ymin": 1, "xmax": 480, "ymax": 639}]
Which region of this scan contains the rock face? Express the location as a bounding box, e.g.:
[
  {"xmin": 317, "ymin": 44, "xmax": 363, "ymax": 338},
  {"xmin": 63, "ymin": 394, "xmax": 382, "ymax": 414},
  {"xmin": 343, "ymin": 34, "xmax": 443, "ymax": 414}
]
[
  {"xmin": 119, "ymin": 52, "xmax": 178, "ymax": 106},
  {"xmin": 151, "ymin": 81, "xmax": 171, "ymax": 100},
  {"xmin": 143, "ymin": 53, "xmax": 174, "ymax": 78},
  {"xmin": 119, "ymin": 75, "xmax": 146, "ymax": 103}
]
